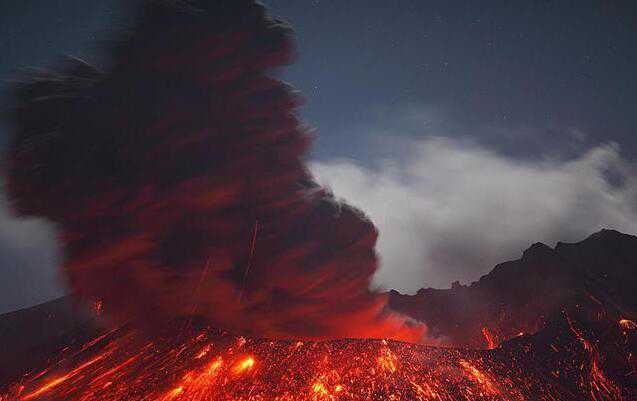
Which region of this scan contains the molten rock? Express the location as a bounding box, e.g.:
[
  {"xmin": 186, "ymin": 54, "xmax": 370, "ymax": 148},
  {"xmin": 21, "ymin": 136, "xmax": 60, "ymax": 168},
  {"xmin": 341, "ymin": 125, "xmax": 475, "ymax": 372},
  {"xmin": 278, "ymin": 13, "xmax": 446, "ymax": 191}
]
[{"xmin": 1, "ymin": 315, "xmax": 634, "ymax": 401}]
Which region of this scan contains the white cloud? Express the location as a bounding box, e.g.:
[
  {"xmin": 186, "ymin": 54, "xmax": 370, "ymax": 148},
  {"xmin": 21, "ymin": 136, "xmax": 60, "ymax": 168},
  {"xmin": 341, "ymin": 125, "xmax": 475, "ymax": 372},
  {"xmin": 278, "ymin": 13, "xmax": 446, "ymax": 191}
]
[
  {"xmin": 311, "ymin": 137, "xmax": 637, "ymax": 292},
  {"xmin": 0, "ymin": 197, "xmax": 63, "ymax": 313},
  {"xmin": 1, "ymin": 126, "xmax": 635, "ymax": 311}
]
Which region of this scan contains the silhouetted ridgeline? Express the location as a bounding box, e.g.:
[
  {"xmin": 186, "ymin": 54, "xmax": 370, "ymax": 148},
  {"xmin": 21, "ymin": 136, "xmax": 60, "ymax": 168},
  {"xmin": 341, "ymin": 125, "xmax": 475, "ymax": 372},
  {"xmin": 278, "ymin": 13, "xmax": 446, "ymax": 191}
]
[{"xmin": 389, "ymin": 229, "xmax": 637, "ymax": 348}]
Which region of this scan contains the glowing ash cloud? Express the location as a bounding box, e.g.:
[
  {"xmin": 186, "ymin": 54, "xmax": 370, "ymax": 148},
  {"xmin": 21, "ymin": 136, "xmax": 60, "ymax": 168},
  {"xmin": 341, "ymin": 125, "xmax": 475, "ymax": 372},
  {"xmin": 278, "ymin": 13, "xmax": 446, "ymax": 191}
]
[{"xmin": 4, "ymin": 0, "xmax": 423, "ymax": 342}]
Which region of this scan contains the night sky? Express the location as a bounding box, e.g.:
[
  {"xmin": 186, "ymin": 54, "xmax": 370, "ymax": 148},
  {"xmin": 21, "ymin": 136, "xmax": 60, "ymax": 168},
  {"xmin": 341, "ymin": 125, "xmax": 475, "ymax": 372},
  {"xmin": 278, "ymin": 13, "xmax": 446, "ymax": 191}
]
[{"xmin": 1, "ymin": 0, "xmax": 637, "ymax": 312}]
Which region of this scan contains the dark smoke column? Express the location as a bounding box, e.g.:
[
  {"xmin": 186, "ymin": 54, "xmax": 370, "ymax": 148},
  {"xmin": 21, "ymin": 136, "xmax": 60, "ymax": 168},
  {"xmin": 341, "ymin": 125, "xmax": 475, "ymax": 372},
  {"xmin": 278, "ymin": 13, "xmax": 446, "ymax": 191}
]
[{"xmin": 5, "ymin": 0, "xmax": 423, "ymax": 342}]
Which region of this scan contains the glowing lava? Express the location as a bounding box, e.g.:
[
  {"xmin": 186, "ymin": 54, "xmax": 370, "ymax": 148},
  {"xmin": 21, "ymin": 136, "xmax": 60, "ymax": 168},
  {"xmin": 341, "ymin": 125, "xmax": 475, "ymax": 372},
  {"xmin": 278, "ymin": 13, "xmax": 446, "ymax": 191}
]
[
  {"xmin": 231, "ymin": 357, "xmax": 255, "ymax": 375},
  {"xmin": 619, "ymin": 319, "xmax": 637, "ymax": 331},
  {"xmin": 481, "ymin": 327, "xmax": 499, "ymax": 350},
  {"xmin": 1, "ymin": 318, "xmax": 630, "ymax": 401}
]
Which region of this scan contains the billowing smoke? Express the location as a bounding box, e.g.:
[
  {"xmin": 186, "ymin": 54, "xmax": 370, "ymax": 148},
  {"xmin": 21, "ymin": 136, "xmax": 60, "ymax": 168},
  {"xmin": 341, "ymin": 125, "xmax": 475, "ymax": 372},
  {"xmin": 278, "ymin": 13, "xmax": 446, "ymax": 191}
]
[
  {"xmin": 3, "ymin": 0, "xmax": 423, "ymax": 342},
  {"xmin": 312, "ymin": 137, "xmax": 637, "ymax": 291}
]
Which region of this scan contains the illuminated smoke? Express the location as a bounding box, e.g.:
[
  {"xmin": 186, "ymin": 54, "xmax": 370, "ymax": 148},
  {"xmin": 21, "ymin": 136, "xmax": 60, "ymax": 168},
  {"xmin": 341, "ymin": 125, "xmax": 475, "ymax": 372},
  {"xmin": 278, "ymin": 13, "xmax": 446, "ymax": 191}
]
[{"xmin": 4, "ymin": 0, "xmax": 423, "ymax": 342}]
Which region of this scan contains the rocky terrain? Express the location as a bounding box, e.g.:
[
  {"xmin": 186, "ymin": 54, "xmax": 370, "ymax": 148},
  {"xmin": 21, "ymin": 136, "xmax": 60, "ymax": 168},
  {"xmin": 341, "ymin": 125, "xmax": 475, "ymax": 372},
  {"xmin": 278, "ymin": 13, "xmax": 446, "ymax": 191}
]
[
  {"xmin": 389, "ymin": 229, "xmax": 637, "ymax": 349},
  {"xmin": 1, "ymin": 229, "xmax": 636, "ymax": 400}
]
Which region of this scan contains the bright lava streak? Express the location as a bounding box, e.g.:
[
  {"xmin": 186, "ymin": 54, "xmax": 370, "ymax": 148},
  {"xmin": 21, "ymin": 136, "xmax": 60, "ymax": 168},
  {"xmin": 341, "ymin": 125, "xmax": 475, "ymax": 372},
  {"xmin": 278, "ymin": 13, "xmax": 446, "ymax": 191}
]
[{"xmin": 1, "ymin": 319, "xmax": 630, "ymax": 401}]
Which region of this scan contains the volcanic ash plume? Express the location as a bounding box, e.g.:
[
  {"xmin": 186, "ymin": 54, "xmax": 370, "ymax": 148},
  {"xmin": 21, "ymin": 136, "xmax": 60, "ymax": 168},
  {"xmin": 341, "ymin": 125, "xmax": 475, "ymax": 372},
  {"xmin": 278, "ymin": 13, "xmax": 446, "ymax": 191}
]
[{"xmin": 4, "ymin": 0, "xmax": 424, "ymax": 342}]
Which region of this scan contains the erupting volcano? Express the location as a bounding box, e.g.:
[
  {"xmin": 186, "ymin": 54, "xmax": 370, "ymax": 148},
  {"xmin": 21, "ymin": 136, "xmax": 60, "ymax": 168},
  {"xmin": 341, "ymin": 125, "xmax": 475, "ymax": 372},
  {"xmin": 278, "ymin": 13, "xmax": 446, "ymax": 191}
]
[
  {"xmin": 1, "ymin": 311, "xmax": 635, "ymax": 401},
  {"xmin": 1, "ymin": 1, "xmax": 636, "ymax": 400}
]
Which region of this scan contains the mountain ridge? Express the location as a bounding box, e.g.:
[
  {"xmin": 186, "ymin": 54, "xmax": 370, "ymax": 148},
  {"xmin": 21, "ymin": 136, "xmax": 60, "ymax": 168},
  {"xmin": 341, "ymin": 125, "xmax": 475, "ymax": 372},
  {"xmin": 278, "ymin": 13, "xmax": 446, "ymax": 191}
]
[{"xmin": 388, "ymin": 228, "xmax": 637, "ymax": 347}]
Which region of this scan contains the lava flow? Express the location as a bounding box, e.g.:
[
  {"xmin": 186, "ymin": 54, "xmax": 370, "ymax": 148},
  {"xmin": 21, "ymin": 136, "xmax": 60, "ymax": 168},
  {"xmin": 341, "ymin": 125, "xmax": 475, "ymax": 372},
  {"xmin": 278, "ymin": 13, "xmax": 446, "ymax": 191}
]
[{"xmin": 1, "ymin": 315, "xmax": 633, "ymax": 401}]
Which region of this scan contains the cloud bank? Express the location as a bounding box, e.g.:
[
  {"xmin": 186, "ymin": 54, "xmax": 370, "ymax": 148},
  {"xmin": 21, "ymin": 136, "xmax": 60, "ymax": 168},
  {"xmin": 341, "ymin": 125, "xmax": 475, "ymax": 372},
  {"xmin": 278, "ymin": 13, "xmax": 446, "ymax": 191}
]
[
  {"xmin": 312, "ymin": 137, "xmax": 637, "ymax": 292},
  {"xmin": 0, "ymin": 199, "xmax": 61, "ymax": 314}
]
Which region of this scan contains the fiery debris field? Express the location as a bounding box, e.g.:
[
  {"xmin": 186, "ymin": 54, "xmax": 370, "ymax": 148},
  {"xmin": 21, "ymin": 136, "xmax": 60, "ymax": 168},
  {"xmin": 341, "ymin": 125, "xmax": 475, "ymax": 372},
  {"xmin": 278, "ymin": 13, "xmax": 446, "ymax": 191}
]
[{"xmin": 1, "ymin": 317, "xmax": 630, "ymax": 401}]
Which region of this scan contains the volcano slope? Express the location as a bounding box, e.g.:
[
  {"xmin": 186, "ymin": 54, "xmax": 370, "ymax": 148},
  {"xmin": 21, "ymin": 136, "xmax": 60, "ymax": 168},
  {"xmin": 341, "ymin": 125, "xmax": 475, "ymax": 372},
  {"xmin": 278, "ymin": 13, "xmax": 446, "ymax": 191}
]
[
  {"xmin": 389, "ymin": 229, "xmax": 637, "ymax": 350},
  {"xmin": 0, "ymin": 310, "xmax": 635, "ymax": 401},
  {"xmin": 2, "ymin": 231, "xmax": 637, "ymax": 400},
  {"xmin": 1, "ymin": 0, "xmax": 636, "ymax": 399}
]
